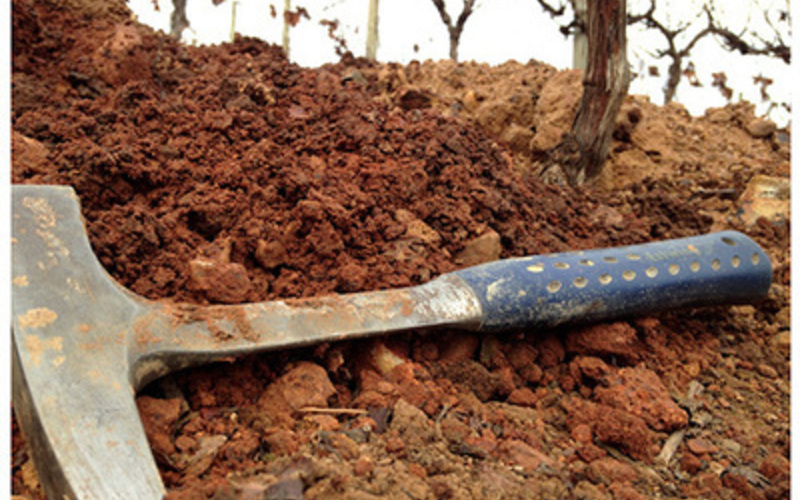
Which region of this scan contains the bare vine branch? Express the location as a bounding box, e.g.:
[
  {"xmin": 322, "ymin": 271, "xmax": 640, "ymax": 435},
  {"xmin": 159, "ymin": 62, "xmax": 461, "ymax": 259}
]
[
  {"xmin": 627, "ymin": 2, "xmax": 714, "ymax": 104},
  {"xmin": 170, "ymin": 0, "xmax": 189, "ymax": 39},
  {"xmin": 534, "ymin": 0, "xmax": 566, "ymax": 18},
  {"xmin": 706, "ymin": 3, "xmax": 790, "ymax": 64},
  {"xmin": 535, "ymin": 0, "xmax": 790, "ymax": 107},
  {"xmin": 534, "ymin": 0, "xmax": 581, "ymax": 37},
  {"xmin": 430, "ymin": 0, "xmax": 479, "ymax": 61}
]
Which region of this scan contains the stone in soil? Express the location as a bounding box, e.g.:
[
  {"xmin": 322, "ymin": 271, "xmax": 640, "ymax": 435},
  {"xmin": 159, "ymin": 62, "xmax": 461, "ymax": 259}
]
[
  {"xmin": 564, "ymin": 397, "xmax": 656, "ymax": 463},
  {"xmin": 686, "ymin": 437, "xmax": 719, "ymax": 455},
  {"xmin": 497, "ymin": 439, "xmax": 554, "ymax": 473},
  {"xmin": 565, "ymin": 322, "xmax": 643, "ymax": 364},
  {"xmin": 389, "ymin": 398, "xmax": 435, "ymax": 449},
  {"xmin": 758, "ymin": 451, "xmax": 790, "ymax": 481},
  {"xmin": 252, "ymin": 362, "xmax": 336, "ymax": 429},
  {"xmin": 137, "ymin": 396, "xmax": 183, "ymax": 464},
  {"xmin": 593, "ymin": 365, "xmax": 689, "ymax": 432},
  {"xmin": 585, "ymin": 456, "xmax": 639, "ymax": 486}
]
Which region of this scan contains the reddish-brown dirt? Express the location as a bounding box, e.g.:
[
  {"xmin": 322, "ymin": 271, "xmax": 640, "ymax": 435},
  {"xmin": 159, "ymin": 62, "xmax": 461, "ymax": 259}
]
[{"xmin": 11, "ymin": 1, "xmax": 789, "ymax": 499}]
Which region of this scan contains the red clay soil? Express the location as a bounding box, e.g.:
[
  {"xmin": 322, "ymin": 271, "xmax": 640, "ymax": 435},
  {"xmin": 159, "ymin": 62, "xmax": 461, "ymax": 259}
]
[{"xmin": 11, "ymin": 1, "xmax": 790, "ymax": 499}]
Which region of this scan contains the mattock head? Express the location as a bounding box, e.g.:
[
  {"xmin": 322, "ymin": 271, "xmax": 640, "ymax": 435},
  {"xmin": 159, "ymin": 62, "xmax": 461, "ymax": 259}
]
[{"xmin": 12, "ymin": 185, "xmax": 166, "ymax": 499}]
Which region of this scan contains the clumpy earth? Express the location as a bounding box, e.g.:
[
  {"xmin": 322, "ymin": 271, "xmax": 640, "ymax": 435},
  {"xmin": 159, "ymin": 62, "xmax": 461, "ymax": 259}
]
[{"xmin": 11, "ymin": 1, "xmax": 790, "ymax": 499}]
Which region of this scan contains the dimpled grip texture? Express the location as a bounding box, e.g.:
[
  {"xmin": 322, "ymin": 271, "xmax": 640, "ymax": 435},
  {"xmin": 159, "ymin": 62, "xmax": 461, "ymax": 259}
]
[{"xmin": 452, "ymin": 231, "xmax": 772, "ymax": 331}]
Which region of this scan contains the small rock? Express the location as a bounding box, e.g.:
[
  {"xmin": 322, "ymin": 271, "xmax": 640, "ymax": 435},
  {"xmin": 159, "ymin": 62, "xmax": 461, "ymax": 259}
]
[
  {"xmin": 462, "ymin": 89, "xmax": 478, "ymax": 112},
  {"xmin": 369, "ymin": 341, "xmax": 408, "ymax": 375},
  {"xmin": 255, "ymin": 239, "xmax": 289, "ymax": 269},
  {"xmin": 571, "ymin": 423, "xmax": 593, "ymax": 444},
  {"xmin": 608, "ymin": 482, "xmax": 646, "ymax": 500},
  {"xmin": 681, "ymin": 450, "xmax": 703, "ymax": 474},
  {"xmin": 594, "ymin": 366, "xmax": 688, "ymax": 432},
  {"xmin": 506, "ymin": 342, "xmax": 542, "ymax": 384},
  {"xmin": 264, "ymin": 477, "xmax": 304, "ymax": 500},
  {"xmin": 174, "ymin": 435, "xmax": 196, "ymax": 454},
  {"xmin": 686, "ymin": 438, "xmax": 718, "ymax": 455},
  {"xmin": 19, "ymin": 460, "xmax": 41, "ymax": 495},
  {"xmin": 464, "ymin": 433, "xmax": 499, "ymax": 457},
  {"xmin": 559, "ymin": 374, "xmax": 577, "ymax": 392},
  {"xmin": 690, "ymin": 411, "xmax": 713, "ymax": 428},
  {"xmin": 390, "ymin": 398, "xmax": 434, "ymax": 448},
  {"xmin": 342, "ymin": 68, "xmax": 368, "ymax": 86},
  {"xmin": 353, "ymin": 456, "xmax": 374, "ymax": 476},
  {"xmin": 494, "ymin": 366, "xmax": 516, "ymax": 397},
  {"xmin": 586, "ymin": 457, "xmax": 639, "ymax": 486},
  {"xmin": 263, "ymin": 428, "xmax": 299, "ymax": 456},
  {"xmin": 288, "ymin": 105, "xmax": 310, "ymax": 119},
  {"xmin": 105, "ymin": 23, "xmax": 143, "ymax": 54},
  {"xmin": 572, "ymin": 481, "xmax": 607, "ymax": 500},
  {"xmin": 385, "ymin": 435, "xmax": 406, "ymax": 454},
  {"xmin": 305, "ymin": 414, "xmax": 340, "ymax": 431},
  {"xmin": 565, "ymin": 322, "xmax": 642, "ymax": 363},
  {"xmin": 756, "ymin": 363, "xmax": 778, "ymax": 378},
  {"xmin": 440, "ymin": 414, "xmax": 474, "ymax": 445},
  {"xmin": 614, "ymin": 103, "xmax": 644, "ymax": 142},
  {"xmin": 506, "ymin": 343, "xmax": 539, "ymax": 369},
  {"xmin": 775, "ymin": 307, "xmax": 790, "ymax": 328},
  {"xmin": 456, "ymin": 229, "xmax": 502, "ymax": 266},
  {"xmin": 408, "ymin": 462, "xmax": 428, "ymax": 478},
  {"xmin": 705, "ymin": 107, "xmax": 733, "ymax": 123},
  {"xmin": 682, "ymin": 472, "xmax": 723, "ymax": 497},
  {"xmin": 323, "ymin": 432, "xmax": 360, "ymax": 460},
  {"xmin": 500, "ymin": 123, "xmax": 534, "ymax": 155},
  {"xmin": 404, "ymin": 219, "xmax": 442, "ymax": 245},
  {"xmin": 343, "ymin": 427, "xmax": 371, "ymax": 444},
  {"xmin": 745, "ymin": 117, "xmax": 776, "ymax": 138},
  {"xmin": 12, "ymin": 131, "xmax": 50, "ymax": 173},
  {"xmin": 498, "ymin": 439, "xmax": 554, "ymax": 473},
  {"xmin": 386, "ymin": 363, "xmax": 445, "ymax": 415},
  {"xmin": 277, "ymin": 362, "xmax": 336, "ymax": 411},
  {"xmin": 631, "ymin": 116, "xmax": 675, "ymax": 160},
  {"xmin": 184, "ymin": 434, "xmax": 227, "ymax": 477},
  {"xmin": 770, "ymin": 331, "xmax": 791, "ymax": 354},
  {"xmin": 393, "ymin": 208, "xmax": 416, "ymax": 223},
  {"xmin": 255, "ymin": 362, "xmax": 336, "ymax": 428},
  {"xmin": 442, "ymin": 360, "xmax": 500, "ymax": 402},
  {"xmin": 136, "ymin": 396, "xmax": 182, "ymax": 462},
  {"xmin": 534, "ymin": 334, "xmax": 565, "ymax": 368},
  {"xmin": 449, "ymin": 439, "xmax": 489, "ymax": 459},
  {"xmin": 479, "ymin": 335, "xmax": 507, "ymax": 368},
  {"xmin": 587, "ymin": 205, "xmax": 625, "ymax": 228},
  {"xmin": 188, "ymin": 257, "xmax": 252, "ymax": 304},
  {"xmin": 737, "ymin": 175, "xmax": 790, "ymax": 227},
  {"xmin": 577, "ymin": 443, "xmax": 607, "ymax": 463},
  {"xmin": 575, "ymin": 356, "xmax": 612, "ymax": 383},
  {"xmin": 397, "ymin": 88, "xmax": 432, "ymax": 110},
  {"xmin": 591, "ymin": 404, "xmax": 655, "ymax": 462},
  {"xmin": 758, "ymin": 452, "xmax": 790, "ymax": 480},
  {"xmin": 438, "ymin": 333, "xmax": 479, "ymax": 364},
  {"xmin": 362, "ymin": 411, "xmax": 387, "ymax": 433},
  {"xmin": 719, "ymin": 438, "xmax": 742, "ymax": 455},
  {"xmin": 507, "ymin": 387, "xmax": 537, "ymax": 407},
  {"xmin": 724, "ymin": 465, "xmax": 770, "ymax": 488}
]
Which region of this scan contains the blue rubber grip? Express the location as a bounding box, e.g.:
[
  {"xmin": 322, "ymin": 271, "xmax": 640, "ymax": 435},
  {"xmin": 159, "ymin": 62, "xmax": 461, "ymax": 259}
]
[{"xmin": 452, "ymin": 231, "xmax": 772, "ymax": 331}]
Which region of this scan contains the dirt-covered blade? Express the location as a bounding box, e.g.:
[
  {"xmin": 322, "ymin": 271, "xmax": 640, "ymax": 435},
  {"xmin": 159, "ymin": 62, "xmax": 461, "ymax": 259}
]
[{"xmin": 11, "ymin": 185, "xmax": 483, "ymax": 500}]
